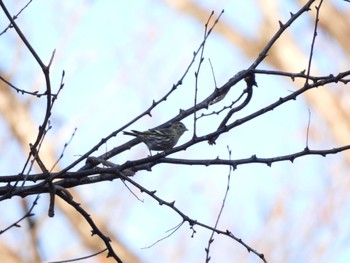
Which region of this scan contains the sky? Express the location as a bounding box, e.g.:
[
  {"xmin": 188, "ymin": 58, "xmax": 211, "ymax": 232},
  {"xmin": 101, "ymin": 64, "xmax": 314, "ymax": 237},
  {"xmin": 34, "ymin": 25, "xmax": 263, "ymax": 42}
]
[{"xmin": 1, "ymin": 0, "xmax": 350, "ymax": 263}]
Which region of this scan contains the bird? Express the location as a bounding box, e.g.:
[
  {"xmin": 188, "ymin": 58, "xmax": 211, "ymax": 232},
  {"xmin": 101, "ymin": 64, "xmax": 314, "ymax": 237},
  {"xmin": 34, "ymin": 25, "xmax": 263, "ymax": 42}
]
[{"xmin": 123, "ymin": 122, "xmax": 188, "ymax": 154}]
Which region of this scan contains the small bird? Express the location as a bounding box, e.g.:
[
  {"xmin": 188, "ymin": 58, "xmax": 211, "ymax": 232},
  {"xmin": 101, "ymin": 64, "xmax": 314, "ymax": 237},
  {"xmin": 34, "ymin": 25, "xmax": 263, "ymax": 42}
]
[{"xmin": 123, "ymin": 122, "xmax": 188, "ymax": 154}]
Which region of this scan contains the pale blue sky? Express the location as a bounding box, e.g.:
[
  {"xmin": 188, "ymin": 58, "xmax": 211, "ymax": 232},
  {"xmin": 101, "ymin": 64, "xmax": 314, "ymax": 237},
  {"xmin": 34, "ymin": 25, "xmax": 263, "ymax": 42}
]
[{"xmin": 1, "ymin": 1, "xmax": 350, "ymax": 263}]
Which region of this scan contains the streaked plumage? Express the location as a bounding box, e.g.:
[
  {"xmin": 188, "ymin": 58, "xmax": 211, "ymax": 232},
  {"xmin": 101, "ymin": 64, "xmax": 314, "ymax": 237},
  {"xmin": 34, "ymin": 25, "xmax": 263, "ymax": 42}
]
[{"xmin": 123, "ymin": 122, "xmax": 188, "ymax": 152}]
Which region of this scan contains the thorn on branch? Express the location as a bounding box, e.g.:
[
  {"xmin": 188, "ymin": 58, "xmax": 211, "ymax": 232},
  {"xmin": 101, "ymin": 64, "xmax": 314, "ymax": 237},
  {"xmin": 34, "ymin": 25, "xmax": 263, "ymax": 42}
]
[
  {"xmin": 244, "ymin": 72, "xmax": 258, "ymax": 88},
  {"xmin": 246, "ymin": 245, "xmax": 251, "ymax": 252},
  {"xmin": 48, "ymin": 49, "xmax": 56, "ymax": 68},
  {"xmin": 190, "ymin": 225, "xmax": 196, "ymax": 238}
]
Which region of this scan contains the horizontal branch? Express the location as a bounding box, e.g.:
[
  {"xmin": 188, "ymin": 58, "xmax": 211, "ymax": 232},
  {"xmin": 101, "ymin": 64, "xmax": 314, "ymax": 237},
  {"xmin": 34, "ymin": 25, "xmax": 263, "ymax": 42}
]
[
  {"xmin": 158, "ymin": 145, "xmax": 350, "ymax": 168},
  {"xmin": 1, "ymin": 145, "xmax": 349, "ymax": 198}
]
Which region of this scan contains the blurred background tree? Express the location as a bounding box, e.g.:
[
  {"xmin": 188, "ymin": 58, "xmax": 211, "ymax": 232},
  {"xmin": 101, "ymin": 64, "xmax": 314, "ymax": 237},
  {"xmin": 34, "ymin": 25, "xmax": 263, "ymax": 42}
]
[{"xmin": 0, "ymin": 0, "xmax": 350, "ymax": 262}]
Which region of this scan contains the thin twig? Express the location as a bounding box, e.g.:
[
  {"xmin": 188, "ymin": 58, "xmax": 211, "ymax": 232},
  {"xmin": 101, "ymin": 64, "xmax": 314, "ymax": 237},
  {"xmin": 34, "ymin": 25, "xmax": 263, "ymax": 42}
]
[
  {"xmin": 304, "ymin": 0, "xmax": 324, "ymax": 85},
  {"xmin": 205, "ymin": 146, "xmax": 233, "ymax": 262},
  {"xmin": 48, "ymin": 248, "xmax": 108, "ymax": 263},
  {"xmin": 306, "ymin": 109, "xmax": 311, "ymax": 148},
  {"xmin": 0, "ymin": 195, "xmax": 39, "ymax": 234}
]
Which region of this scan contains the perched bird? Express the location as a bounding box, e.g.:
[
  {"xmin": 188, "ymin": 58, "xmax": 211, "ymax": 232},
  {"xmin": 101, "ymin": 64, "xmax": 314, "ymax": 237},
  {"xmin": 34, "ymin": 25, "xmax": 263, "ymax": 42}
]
[{"xmin": 123, "ymin": 122, "xmax": 188, "ymax": 153}]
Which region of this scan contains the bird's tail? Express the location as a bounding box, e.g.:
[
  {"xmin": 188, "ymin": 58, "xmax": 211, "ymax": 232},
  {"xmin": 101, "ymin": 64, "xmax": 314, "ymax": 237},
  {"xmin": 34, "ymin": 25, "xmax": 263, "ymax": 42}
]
[{"xmin": 123, "ymin": 130, "xmax": 139, "ymax": 137}]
